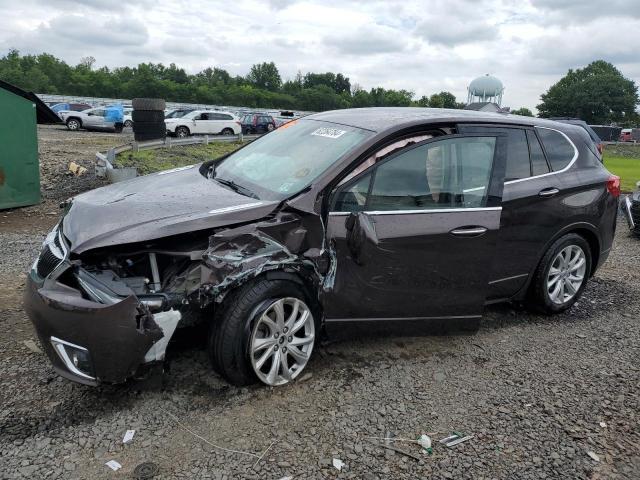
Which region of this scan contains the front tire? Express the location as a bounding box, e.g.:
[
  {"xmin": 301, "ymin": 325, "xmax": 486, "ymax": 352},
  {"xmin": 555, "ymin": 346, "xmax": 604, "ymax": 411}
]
[
  {"xmin": 124, "ymin": 120, "xmax": 133, "ymax": 128},
  {"xmin": 175, "ymin": 126, "xmax": 190, "ymax": 138},
  {"xmin": 209, "ymin": 279, "xmax": 316, "ymax": 386},
  {"xmin": 528, "ymin": 233, "xmax": 591, "ymax": 315}
]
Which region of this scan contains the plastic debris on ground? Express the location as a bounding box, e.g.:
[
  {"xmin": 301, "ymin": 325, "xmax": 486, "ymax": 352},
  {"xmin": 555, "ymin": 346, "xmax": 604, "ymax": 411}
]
[
  {"xmin": 105, "ymin": 460, "xmax": 122, "ymax": 471},
  {"xmin": 123, "ymin": 429, "xmax": 135, "ymax": 444},
  {"xmin": 332, "ymin": 458, "xmax": 345, "ymax": 471},
  {"xmin": 439, "ymin": 433, "xmax": 474, "ymax": 447},
  {"xmin": 68, "ymin": 161, "xmax": 88, "ymax": 176},
  {"xmin": 417, "ymin": 434, "xmax": 433, "ymax": 454},
  {"xmin": 587, "ymin": 451, "xmax": 601, "ymax": 462}
]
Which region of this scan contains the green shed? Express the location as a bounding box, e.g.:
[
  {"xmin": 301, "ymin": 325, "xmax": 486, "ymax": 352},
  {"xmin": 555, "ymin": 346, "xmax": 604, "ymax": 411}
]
[{"xmin": 0, "ymin": 84, "xmax": 40, "ymax": 209}]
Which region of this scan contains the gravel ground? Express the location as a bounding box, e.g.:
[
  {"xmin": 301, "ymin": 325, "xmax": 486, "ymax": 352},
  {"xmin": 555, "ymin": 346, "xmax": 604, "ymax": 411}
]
[{"xmin": 0, "ymin": 126, "xmax": 638, "ymax": 479}]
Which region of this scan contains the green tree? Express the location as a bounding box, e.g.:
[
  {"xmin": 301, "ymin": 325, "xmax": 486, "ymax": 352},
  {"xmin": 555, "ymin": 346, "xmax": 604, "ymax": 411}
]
[
  {"xmin": 537, "ymin": 60, "xmax": 639, "ymax": 124},
  {"xmin": 511, "ymin": 107, "xmax": 533, "ymax": 116},
  {"xmin": 246, "ymin": 61, "xmax": 281, "ymax": 91}
]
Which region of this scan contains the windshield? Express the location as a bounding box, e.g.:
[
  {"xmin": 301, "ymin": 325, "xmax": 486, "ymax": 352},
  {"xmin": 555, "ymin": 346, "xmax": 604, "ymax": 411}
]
[{"xmin": 213, "ymin": 119, "xmax": 373, "ymax": 200}]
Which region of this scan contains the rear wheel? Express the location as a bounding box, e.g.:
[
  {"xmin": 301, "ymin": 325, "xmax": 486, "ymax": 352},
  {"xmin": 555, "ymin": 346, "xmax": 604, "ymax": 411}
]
[
  {"xmin": 209, "ymin": 279, "xmax": 316, "ymax": 386},
  {"xmin": 267, "ymin": 123, "xmax": 275, "ymax": 131},
  {"xmin": 528, "ymin": 233, "xmax": 591, "ymax": 314},
  {"xmin": 221, "ymin": 127, "xmax": 234, "ymax": 136},
  {"xmin": 124, "ymin": 120, "xmax": 133, "ymax": 128}
]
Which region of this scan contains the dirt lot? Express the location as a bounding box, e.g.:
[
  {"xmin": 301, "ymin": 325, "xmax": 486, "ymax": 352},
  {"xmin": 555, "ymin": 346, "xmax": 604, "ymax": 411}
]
[{"xmin": 0, "ymin": 126, "xmax": 639, "ymax": 479}]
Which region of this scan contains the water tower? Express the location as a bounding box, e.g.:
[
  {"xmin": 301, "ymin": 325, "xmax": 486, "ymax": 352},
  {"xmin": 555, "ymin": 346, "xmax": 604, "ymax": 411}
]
[{"xmin": 467, "ymin": 74, "xmax": 504, "ymax": 106}]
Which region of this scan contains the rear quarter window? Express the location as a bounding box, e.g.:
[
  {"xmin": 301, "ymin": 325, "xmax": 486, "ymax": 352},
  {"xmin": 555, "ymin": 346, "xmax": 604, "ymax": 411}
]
[{"xmin": 537, "ymin": 128, "xmax": 575, "ymax": 171}]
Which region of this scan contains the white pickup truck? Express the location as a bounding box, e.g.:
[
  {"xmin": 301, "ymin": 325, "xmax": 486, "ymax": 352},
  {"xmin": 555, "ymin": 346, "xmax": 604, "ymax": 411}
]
[{"xmin": 165, "ymin": 110, "xmax": 241, "ymax": 137}]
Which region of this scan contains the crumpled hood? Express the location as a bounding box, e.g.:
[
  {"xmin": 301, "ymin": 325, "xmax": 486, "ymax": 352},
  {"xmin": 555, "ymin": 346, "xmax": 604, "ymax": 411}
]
[{"xmin": 63, "ymin": 165, "xmax": 279, "ymax": 253}]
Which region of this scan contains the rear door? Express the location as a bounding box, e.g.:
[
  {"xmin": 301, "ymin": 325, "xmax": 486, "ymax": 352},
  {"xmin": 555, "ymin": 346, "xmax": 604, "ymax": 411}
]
[
  {"xmin": 458, "ymin": 124, "xmax": 577, "ymax": 299},
  {"xmin": 323, "ymin": 134, "xmax": 506, "ymax": 320}
]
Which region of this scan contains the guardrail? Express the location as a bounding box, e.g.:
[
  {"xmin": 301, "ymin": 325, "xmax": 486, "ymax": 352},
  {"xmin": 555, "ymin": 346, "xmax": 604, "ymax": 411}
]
[{"xmin": 95, "ymin": 133, "xmax": 261, "ymax": 183}]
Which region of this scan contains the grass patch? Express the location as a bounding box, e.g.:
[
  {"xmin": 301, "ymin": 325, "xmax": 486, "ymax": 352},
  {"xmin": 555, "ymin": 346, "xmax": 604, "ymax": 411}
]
[
  {"xmin": 115, "ymin": 141, "xmax": 244, "ymax": 175},
  {"xmin": 603, "ymin": 144, "xmax": 640, "ymax": 192},
  {"xmin": 604, "ymin": 156, "xmax": 640, "ymax": 192}
]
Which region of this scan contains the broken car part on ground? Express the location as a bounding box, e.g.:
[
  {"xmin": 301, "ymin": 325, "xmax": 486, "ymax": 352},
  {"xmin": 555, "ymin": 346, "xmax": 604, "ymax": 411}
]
[{"xmin": 24, "ymin": 108, "xmax": 619, "ymax": 387}]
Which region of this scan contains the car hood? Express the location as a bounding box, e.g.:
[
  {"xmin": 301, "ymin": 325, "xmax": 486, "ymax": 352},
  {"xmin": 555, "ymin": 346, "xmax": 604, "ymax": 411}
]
[{"xmin": 63, "ymin": 165, "xmax": 279, "ymax": 253}]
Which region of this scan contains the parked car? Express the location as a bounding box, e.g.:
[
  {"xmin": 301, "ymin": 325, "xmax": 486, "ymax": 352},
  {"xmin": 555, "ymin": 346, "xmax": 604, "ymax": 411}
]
[
  {"xmin": 165, "ymin": 110, "xmax": 240, "ymax": 137},
  {"xmin": 619, "ymin": 128, "xmax": 640, "ymax": 142},
  {"xmin": 52, "ymin": 103, "xmax": 92, "ymax": 114},
  {"xmin": 240, "ymin": 113, "xmax": 276, "ymax": 133},
  {"xmin": 123, "ymin": 109, "xmax": 133, "ymax": 128},
  {"xmin": 59, "ymin": 106, "xmax": 124, "ymax": 132},
  {"xmin": 165, "ymin": 108, "xmax": 195, "ymax": 119},
  {"xmin": 24, "ymin": 108, "xmax": 618, "ymax": 388},
  {"xmin": 622, "ymin": 182, "xmax": 640, "ymax": 235},
  {"xmin": 552, "ymin": 118, "xmax": 604, "ymax": 159}
]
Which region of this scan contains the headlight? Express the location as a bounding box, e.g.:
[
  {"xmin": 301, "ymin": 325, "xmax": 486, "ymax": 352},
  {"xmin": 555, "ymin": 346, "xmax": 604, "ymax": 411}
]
[{"xmin": 51, "ymin": 336, "xmax": 95, "ymax": 380}]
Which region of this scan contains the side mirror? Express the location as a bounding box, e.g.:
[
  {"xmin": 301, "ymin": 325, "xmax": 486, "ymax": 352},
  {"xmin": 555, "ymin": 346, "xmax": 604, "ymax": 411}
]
[
  {"xmin": 345, "ymin": 212, "xmax": 357, "ymax": 231},
  {"xmin": 87, "ymin": 112, "xmax": 94, "ymax": 116}
]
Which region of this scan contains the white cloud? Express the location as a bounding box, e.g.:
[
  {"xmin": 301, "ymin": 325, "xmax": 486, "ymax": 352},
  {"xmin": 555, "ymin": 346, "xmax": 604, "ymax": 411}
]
[{"xmin": 0, "ymin": 0, "xmax": 638, "ymax": 112}]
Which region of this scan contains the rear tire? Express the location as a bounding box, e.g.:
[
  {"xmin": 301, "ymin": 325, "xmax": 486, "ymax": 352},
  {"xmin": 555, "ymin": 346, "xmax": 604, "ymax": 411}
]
[
  {"xmin": 132, "ymin": 110, "xmax": 165, "ymax": 123},
  {"xmin": 209, "ymin": 278, "xmax": 316, "ymax": 386},
  {"xmin": 221, "ymin": 128, "xmax": 234, "ymax": 136},
  {"xmin": 527, "ymin": 233, "xmax": 592, "ymax": 315},
  {"xmin": 124, "ymin": 120, "xmax": 133, "ymax": 128}
]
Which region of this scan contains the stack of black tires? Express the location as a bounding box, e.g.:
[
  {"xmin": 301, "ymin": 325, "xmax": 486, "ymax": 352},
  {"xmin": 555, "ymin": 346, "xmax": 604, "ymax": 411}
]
[{"xmin": 132, "ymin": 98, "xmax": 166, "ymax": 142}]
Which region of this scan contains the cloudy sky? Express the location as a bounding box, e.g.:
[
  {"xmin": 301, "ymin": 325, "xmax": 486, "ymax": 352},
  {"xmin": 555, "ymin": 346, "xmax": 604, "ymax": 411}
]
[{"xmin": 1, "ymin": 0, "xmax": 639, "ymax": 110}]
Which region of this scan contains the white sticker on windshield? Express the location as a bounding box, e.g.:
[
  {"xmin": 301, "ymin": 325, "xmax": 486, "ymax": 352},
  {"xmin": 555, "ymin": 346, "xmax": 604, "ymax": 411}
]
[{"xmin": 311, "ymin": 127, "xmax": 346, "ymax": 139}]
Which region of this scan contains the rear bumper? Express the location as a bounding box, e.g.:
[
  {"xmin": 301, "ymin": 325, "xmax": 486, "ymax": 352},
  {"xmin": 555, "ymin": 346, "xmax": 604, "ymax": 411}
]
[{"xmin": 24, "ymin": 273, "xmax": 166, "ymax": 386}]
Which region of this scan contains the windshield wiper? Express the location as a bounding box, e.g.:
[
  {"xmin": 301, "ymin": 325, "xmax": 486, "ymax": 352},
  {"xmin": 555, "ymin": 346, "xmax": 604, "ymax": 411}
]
[{"xmin": 214, "ymin": 177, "xmax": 259, "ymax": 199}]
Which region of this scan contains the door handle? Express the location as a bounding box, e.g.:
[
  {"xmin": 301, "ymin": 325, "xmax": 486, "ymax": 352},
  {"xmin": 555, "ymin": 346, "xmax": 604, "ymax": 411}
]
[
  {"xmin": 450, "ymin": 226, "xmax": 487, "ymax": 237},
  {"xmin": 538, "ymin": 187, "xmax": 560, "ymax": 197}
]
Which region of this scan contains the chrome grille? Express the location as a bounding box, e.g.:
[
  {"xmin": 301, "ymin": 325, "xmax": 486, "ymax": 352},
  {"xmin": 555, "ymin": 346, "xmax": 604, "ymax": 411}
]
[
  {"xmin": 35, "ymin": 226, "xmax": 67, "ymax": 278},
  {"xmin": 36, "ymin": 244, "xmax": 63, "ymax": 278}
]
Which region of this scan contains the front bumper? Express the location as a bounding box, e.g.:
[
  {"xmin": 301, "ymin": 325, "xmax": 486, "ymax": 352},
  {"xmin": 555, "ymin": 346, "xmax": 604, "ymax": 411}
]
[
  {"xmin": 622, "ymin": 195, "xmax": 640, "ymax": 233},
  {"xmin": 24, "ymin": 272, "xmax": 166, "ymax": 386}
]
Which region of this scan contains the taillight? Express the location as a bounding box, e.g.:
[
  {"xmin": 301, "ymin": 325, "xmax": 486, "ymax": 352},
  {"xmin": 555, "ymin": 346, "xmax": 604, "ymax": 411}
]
[
  {"xmin": 253, "ymin": 117, "xmax": 257, "ymax": 126},
  {"xmin": 607, "ymin": 175, "xmax": 620, "ymax": 197},
  {"xmin": 597, "ymin": 143, "xmax": 603, "ymax": 155},
  {"xmin": 236, "ymin": 121, "xmax": 241, "ymax": 126}
]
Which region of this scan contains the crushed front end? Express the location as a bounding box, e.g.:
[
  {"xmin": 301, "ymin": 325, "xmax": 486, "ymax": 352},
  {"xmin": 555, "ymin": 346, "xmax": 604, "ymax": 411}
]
[{"xmin": 24, "ymin": 224, "xmax": 189, "ymax": 385}]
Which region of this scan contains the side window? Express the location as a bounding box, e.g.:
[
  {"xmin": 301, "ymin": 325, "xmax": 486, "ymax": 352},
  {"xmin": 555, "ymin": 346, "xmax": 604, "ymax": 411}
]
[
  {"xmin": 92, "ymin": 109, "xmax": 105, "ymax": 116},
  {"xmin": 333, "ymin": 136, "xmax": 496, "ymax": 212},
  {"xmin": 537, "ymin": 128, "xmax": 575, "ymax": 171},
  {"xmin": 333, "ymin": 172, "xmax": 372, "ymax": 212},
  {"xmin": 527, "ymin": 130, "xmax": 550, "ymax": 175},
  {"xmin": 504, "ymin": 129, "xmax": 530, "ymax": 181}
]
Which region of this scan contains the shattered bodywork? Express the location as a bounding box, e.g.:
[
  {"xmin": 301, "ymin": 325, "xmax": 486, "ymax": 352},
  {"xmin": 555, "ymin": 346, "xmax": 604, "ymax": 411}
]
[{"xmin": 24, "ymin": 166, "xmax": 333, "ymax": 385}]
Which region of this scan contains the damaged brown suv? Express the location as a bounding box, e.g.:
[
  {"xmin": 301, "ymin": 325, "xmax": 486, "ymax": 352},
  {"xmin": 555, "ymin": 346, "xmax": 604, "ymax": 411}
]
[{"xmin": 25, "ymin": 108, "xmax": 618, "ymax": 387}]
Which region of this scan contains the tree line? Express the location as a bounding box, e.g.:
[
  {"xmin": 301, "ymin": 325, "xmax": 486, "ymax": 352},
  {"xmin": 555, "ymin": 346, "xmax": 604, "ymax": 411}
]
[
  {"xmin": 0, "ymin": 50, "xmax": 468, "ymax": 112},
  {"xmin": 0, "ymin": 51, "xmax": 636, "ymax": 124}
]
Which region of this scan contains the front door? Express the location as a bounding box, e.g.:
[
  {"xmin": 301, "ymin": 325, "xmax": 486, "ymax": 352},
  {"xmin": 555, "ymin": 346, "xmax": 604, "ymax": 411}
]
[{"xmin": 323, "ymin": 134, "xmax": 506, "ymax": 320}]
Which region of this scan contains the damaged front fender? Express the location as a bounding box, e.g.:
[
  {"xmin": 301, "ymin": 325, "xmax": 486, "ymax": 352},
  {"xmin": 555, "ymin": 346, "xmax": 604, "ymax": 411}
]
[{"xmin": 199, "ymin": 209, "xmax": 332, "ymax": 305}]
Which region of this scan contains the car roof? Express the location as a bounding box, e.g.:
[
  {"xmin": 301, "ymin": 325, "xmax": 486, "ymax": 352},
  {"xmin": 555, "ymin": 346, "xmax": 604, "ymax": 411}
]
[{"xmin": 306, "ymin": 107, "xmax": 577, "ymax": 133}]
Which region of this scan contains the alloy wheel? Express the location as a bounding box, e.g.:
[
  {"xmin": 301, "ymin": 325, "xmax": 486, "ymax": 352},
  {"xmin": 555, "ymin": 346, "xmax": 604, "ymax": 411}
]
[
  {"xmin": 546, "ymin": 245, "xmax": 587, "ymax": 305},
  {"xmin": 177, "ymin": 128, "xmax": 188, "ymax": 138},
  {"xmin": 249, "ymin": 297, "xmax": 315, "ymax": 386}
]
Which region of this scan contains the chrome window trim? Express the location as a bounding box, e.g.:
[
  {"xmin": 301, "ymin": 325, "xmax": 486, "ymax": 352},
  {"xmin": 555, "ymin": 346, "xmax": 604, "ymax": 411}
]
[
  {"xmin": 504, "ymin": 126, "xmax": 578, "ymax": 186},
  {"xmin": 329, "ymin": 206, "xmax": 502, "ymax": 216}
]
